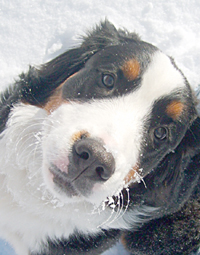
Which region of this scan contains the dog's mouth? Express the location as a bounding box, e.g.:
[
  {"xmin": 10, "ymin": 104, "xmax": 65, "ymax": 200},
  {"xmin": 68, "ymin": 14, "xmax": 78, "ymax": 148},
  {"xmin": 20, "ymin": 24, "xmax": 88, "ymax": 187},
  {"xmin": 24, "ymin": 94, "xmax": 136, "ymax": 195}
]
[
  {"xmin": 46, "ymin": 135, "xmax": 140, "ymax": 208},
  {"xmin": 49, "ymin": 162, "xmax": 132, "ymax": 212},
  {"xmin": 49, "ymin": 164, "xmax": 79, "ymax": 197}
]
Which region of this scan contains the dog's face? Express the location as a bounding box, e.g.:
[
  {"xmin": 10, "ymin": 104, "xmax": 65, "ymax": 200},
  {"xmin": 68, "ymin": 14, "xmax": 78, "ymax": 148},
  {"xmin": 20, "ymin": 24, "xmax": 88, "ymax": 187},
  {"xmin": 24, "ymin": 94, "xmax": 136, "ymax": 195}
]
[
  {"xmin": 1, "ymin": 22, "xmax": 199, "ymax": 248},
  {"xmin": 41, "ymin": 42, "xmax": 196, "ymax": 207}
]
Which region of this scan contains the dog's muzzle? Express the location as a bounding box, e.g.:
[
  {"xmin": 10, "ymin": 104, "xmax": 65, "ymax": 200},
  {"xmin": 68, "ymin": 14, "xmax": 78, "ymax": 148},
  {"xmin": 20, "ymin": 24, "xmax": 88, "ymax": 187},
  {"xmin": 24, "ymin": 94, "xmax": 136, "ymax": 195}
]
[
  {"xmin": 50, "ymin": 138, "xmax": 115, "ymax": 197},
  {"xmin": 72, "ymin": 138, "xmax": 115, "ymax": 182}
]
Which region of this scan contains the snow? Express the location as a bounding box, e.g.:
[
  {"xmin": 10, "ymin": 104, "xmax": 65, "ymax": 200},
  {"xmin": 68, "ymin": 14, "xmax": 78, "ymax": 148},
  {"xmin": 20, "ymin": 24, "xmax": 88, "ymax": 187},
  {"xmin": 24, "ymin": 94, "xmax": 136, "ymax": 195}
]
[
  {"xmin": 0, "ymin": 240, "xmax": 16, "ymax": 255},
  {"xmin": 0, "ymin": 0, "xmax": 199, "ymax": 254}
]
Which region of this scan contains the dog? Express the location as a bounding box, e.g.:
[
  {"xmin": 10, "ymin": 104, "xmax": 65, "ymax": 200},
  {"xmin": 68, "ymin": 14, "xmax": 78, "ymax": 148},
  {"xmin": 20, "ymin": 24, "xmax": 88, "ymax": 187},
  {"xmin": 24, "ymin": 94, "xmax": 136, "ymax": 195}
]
[{"xmin": 0, "ymin": 20, "xmax": 200, "ymax": 255}]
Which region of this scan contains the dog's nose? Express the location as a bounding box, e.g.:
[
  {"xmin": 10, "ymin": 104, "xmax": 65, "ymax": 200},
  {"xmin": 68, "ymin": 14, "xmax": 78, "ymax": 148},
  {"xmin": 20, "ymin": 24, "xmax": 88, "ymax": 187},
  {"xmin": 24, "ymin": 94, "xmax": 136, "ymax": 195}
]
[{"xmin": 72, "ymin": 138, "xmax": 115, "ymax": 181}]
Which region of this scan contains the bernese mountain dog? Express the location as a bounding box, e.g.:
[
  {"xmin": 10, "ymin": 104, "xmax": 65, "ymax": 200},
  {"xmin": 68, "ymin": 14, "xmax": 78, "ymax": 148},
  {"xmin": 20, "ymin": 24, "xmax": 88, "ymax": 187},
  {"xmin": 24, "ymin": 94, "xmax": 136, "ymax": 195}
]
[{"xmin": 0, "ymin": 20, "xmax": 200, "ymax": 255}]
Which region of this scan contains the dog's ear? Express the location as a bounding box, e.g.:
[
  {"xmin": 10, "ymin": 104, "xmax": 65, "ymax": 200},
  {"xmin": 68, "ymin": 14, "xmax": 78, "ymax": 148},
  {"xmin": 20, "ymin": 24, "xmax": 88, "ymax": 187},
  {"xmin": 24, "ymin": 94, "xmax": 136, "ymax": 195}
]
[
  {"xmin": 20, "ymin": 46, "xmax": 90, "ymax": 105},
  {"xmin": 195, "ymin": 85, "xmax": 200, "ymax": 116},
  {"xmin": 81, "ymin": 19, "xmax": 140, "ymax": 52},
  {"xmin": 19, "ymin": 20, "xmax": 140, "ymax": 105},
  {"xmin": 19, "ymin": 46, "xmax": 95, "ymax": 106},
  {"xmin": 187, "ymin": 86, "xmax": 200, "ymax": 156},
  {"xmin": 122, "ymin": 93, "xmax": 200, "ymax": 255},
  {"xmin": 180, "ymin": 86, "xmax": 200, "ymax": 158},
  {"xmin": 159, "ymin": 112, "xmax": 200, "ymax": 207},
  {"xmin": 122, "ymin": 117, "xmax": 200, "ymax": 255},
  {"xmin": 136, "ymin": 94, "xmax": 200, "ymax": 214}
]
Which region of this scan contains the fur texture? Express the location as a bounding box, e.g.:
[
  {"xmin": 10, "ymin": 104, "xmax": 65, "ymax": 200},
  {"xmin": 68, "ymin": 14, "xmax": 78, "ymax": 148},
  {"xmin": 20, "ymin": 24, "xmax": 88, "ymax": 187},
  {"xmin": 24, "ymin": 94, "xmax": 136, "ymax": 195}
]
[{"xmin": 0, "ymin": 21, "xmax": 200, "ymax": 255}]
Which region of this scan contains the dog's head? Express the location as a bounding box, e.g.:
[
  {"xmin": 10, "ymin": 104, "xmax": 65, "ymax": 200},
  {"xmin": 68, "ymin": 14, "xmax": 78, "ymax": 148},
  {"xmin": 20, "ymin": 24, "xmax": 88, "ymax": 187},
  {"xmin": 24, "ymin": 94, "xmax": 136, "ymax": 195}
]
[
  {"xmin": 28, "ymin": 21, "xmax": 197, "ymax": 205},
  {"xmin": 2, "ymin": 21, "xmax": 200, "ymax": 229}
]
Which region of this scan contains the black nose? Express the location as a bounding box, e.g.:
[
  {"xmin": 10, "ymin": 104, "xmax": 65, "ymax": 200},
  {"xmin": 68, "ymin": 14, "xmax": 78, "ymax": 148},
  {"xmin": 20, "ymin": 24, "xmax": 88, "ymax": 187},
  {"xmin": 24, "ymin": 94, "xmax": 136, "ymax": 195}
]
[{"xmin": 72, "ymin": 138, "xmax": 115, "ymax": 181}]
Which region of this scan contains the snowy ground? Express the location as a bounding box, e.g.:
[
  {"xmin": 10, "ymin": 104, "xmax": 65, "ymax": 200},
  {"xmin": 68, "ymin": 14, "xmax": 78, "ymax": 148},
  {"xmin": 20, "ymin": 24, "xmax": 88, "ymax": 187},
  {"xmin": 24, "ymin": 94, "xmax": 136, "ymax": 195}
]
[{"xmin": 0, "ymin": 0, "xmax": 200, "ymax": 254}]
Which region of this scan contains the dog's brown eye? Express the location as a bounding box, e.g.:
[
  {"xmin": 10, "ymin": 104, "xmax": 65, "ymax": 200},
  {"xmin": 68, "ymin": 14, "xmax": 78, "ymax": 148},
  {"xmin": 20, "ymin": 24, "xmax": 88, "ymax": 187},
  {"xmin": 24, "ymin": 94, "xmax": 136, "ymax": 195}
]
[
  {"xmin": 102, "ymin": 74, "xmax": 115, "ymax": 88},
  {"xmin": 154, "ymin": 127, "xmax": 168, "ymax": 140}
]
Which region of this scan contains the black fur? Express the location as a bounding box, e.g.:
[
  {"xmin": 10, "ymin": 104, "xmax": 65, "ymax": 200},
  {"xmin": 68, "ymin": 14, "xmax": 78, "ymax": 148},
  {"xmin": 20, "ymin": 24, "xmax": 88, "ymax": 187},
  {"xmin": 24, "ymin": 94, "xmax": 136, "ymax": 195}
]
[
  {"xmin": 32, "ymin": 230, "xmax": 120, "ymax": 255},
  {"xmin": 0, "ymin": 20, "xmax": 153, "ymax": 132},
  {"xmin": 1, "ymin": 20, "xmax": 200, "ymax": 254}
]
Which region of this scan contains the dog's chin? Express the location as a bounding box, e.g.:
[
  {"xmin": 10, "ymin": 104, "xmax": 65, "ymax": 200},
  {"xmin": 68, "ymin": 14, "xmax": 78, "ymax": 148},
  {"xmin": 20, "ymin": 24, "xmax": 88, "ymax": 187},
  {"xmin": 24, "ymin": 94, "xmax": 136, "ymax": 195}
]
[
  {"xmin": 42, "ymin": 164, "xmax": 78, "ymax": 202},
  {"xmin": 42, "ymin": 162, "xmax": 123, "ymax": 209},
  {"xmin": 48, "ymin": 164, "xmax": 78, "ymax": 197},
  {"xmin": 41, "ymin": 164, "xmax": 98, "ymax": 206}
]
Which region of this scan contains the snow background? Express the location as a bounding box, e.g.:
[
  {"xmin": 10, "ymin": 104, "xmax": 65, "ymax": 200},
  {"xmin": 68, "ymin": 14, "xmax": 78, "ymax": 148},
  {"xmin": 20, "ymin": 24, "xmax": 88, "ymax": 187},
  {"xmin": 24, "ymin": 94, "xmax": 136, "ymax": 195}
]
[{"xmin": 0, "ymin": 0, "xmax": 200, "ymax": 254}]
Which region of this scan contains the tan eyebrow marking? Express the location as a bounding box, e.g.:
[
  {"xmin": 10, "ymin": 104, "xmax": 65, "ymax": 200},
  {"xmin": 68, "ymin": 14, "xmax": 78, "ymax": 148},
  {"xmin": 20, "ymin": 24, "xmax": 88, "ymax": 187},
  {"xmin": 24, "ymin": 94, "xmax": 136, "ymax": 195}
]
[
  {"xmin": 71, "ymin": 130, "xmax": 90, "ymax": 143},
  {"xmin": 166, "ymin": 101, "xmax": 184, "ymax": 120},
  {"xmin": 121, "ymin": 59, "xmax": 140, "ymax": 81}
]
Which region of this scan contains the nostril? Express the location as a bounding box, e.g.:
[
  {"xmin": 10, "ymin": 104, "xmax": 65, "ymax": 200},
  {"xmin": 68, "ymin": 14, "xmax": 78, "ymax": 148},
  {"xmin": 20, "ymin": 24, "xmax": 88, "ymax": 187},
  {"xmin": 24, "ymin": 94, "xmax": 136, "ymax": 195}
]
[
  {"xmin": 95, "ymin": 166, "xmax": 113, "ymax": 181},
  {"xmin": 79, "ymin": 151, "xmax": 89, "ymax": 160},
  {"xmin": 96, "ymin": 166, "xmax": 105, "ymax": 179},
  {"xmin": 72, "ymin": 138, "xmax": 115, "ymax": 182}
]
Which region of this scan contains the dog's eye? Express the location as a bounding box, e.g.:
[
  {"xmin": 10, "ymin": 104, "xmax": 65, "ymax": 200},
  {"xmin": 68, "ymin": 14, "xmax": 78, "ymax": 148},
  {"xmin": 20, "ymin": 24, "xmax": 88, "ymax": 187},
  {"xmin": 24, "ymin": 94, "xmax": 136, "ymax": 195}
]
[
  {"xmin": 154, "ymin": 127, "xmax": 168, "ymax": 140},
  {"xmin": 102, "ymin": 74, "xmax": 115, "ymax": 89}
]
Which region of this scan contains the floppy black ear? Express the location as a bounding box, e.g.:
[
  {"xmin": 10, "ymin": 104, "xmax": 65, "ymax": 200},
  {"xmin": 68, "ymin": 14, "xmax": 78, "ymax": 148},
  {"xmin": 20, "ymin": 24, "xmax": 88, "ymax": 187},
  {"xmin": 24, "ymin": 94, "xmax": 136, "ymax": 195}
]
[
  {"xmin": 20, "ymin": 46, "xmax": 91, "ymax": 105},
  {"xmin": 81, "ymin": 19, "xmax": 140, "ymax": 52},
  {"xmin": 184, "ymin": 86, "xmax": 200, "ymax": 157},
  {"xmin": 122, "ymin": 134, "xmax": 200, "ymax": 255},
  {"xmin": 0, "ymin": 20, "xmax": 140, "ymax": 132},
  {"xmin": 19, "ymin": 20, "xmax": 140, "ymax": 106},
  {"xmin": 149, "ymin": 113, "xmax": 200, "ymax": 211},
  {"xmin": 121, "ymin": 92, "xmax": 200, "ymax": 255}
]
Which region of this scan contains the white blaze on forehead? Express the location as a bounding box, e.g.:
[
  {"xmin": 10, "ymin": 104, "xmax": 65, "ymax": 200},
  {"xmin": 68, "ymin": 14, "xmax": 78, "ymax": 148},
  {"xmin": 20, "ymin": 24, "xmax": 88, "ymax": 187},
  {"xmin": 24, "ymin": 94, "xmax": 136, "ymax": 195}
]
[
  {"xmin": 138, "ymin": 51, "xmax": 185, "ymax": 101},
  {"xmin": 121, "ymin": 51, "xmax": 186, "ymax": 124}
]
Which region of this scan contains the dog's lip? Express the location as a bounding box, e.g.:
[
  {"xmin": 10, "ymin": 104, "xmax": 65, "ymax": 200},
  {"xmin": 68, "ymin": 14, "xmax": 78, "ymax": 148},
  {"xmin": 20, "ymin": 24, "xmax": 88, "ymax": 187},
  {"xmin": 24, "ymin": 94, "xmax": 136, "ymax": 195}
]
[
  {"xmin": 53, "ymin": 157, "xmax": 69, "ymax": 174},
  {"xmin": 49, "ymin": 164, "xmax": 79, "ymax": 197},
  {"xmin": 49, "ymin": 164, "xmax": 131, "ymax": 209}
]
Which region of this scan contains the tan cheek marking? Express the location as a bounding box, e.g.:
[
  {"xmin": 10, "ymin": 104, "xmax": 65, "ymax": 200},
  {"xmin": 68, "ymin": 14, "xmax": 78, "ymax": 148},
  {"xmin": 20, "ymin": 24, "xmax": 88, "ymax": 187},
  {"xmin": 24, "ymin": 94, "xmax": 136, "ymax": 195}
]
[
  {"xmin": 44, "ymin": 84, "xmax": 65, "ymax": 114},
  {"xmin": 120, "ymin": 233, "xmax": 128, "ymax": 250},
  {"xmin": 124, "ymin": 164, "xmax": 139, "ymax": 184},
  {"xmin": 166, "ymin": 101, "xmax": 184, "ymax": 120},
  {"xmin": 44, "ymin": 72, "xmax": 79, "ymax": 114},
  {"xmin": 121, "ymin": 59, "xmax": 140, "ymax": 81}
]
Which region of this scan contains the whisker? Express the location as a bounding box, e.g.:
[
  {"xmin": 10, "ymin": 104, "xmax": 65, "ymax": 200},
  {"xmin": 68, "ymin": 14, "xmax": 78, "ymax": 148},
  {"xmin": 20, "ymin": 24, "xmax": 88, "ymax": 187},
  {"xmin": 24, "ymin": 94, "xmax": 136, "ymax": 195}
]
[
  {"xmin": 96, "ymin": 206, "xmax": 115, "ymax": 229},
  {"xmin": 106, "ymin": 192, "xmax": 123, "ymax": 225},
  {"xmin": 134, "ymin": 170, "xmax": 147, "ymax": 189},
  {"xmin": 115, "ymin": 187, "xmax": 130, "ymax": 221}
]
